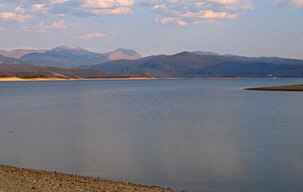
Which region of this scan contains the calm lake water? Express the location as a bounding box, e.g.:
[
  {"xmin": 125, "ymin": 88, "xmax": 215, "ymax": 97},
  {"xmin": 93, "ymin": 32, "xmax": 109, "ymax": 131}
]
[{"xmin": 1, "ymin": 79, "xmax": 303, "ymax": 192}]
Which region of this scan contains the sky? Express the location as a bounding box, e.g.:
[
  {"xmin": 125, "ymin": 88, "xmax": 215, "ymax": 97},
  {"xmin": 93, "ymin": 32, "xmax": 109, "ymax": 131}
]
[{"xmin": 0, "ymin": 0, "xmax": 302, "ymax": 59}]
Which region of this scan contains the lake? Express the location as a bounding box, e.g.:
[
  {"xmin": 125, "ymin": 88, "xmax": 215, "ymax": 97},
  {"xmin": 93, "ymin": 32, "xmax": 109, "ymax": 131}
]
[{"xmin": 0, "ymin": 79, "xmax": 303, "ymax": 192}]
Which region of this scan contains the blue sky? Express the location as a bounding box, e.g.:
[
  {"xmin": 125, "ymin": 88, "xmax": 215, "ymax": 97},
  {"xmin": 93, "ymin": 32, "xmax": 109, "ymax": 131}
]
[{"xmin": 0, "ymin": 0, "xmax": 302, "ymax": 59}]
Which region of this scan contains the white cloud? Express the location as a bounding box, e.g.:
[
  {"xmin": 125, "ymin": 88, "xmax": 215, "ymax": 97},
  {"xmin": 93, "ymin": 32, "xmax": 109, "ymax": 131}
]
[
  {"xmin": 150, "ymin": 0, "xmax": 252, "ymax": 26},
  {"xmin": 209, "ymin": 0, "xmax": 240, "ymax": 5},
  {"xmin": 82, "ymin": 0, "xmax": 135, "ymax": 15},
  {"xmin": 181, "ymin": 10, "xmax": 238, "ymax": 19},
  {"xmin": 155, "ymin": 17, "xmax": 188, "ymax": 26},
  {"xmin": 39, "ymin": 20, "xmax": 66, "ymax": 32},
  {"xmin": 79, "ymin": 32, "xmax": 107, "ymax": 40},
  {"xmin": 83, "ymin": 0, "xmax": 134, "ymax": 8},
  {"xmin": 31, "ymin": 4, "xmax": 48, "ymax": 14},
  {"xmin": 0, "ymin": 27, "xmax": 5, "ymax": 32},
  {"xmin": 50, "ymin": 0, "xmax": 70, "ymax": 4},
  {"xmin": 0, "ymin": 0, "xmax": 135, "ymax": 20},
  {"xmin": 192, "ymin": 19, "xmax": 219, "ymax": 25},
  {"xmin": 273, "ymin": 0, "xmax": 303, "ymax": 7},
  {"xmin": 0, "ymin": 0, "xmax": 253, "ymax": 27},
  {"xmin": 90, "ymin": 7, "xmax": 132, "ymax": 15},
  {"xmin": 0, "ymin": 7, "xmax": 29, "ymax": 23}
]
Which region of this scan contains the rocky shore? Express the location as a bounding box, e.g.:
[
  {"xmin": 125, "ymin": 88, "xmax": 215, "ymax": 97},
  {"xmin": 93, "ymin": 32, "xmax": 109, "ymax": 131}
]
[{"xmin": 0, "ymin": 165, "xmax": 175, "ymax": 192}]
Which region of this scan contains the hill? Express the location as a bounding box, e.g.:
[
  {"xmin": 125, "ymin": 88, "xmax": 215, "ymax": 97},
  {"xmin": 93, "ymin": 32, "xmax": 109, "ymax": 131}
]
[
  {"xmin": 0, "ymin": 55, "xmax": 20, "ymax": 65},
  {"xmin": 87, "ymin": 52, "xmax": 303, "ymax": 78},
  {"xmin": 0, "ymin": 63, "xmax": 110, "ymax": 79},
  {"xmin": 0, "ymin": 49, "xmax": 45, "ymax": 58}
]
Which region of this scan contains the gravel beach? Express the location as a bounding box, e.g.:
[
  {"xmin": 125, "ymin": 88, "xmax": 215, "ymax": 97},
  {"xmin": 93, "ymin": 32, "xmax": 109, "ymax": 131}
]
[{"xmin": 0, "ymin": 165, "xmax": 175, "ymax": 192}]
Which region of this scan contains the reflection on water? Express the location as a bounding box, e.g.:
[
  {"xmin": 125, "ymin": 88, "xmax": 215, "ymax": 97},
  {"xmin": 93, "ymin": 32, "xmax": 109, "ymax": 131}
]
[{"xmin": 0, "ymin": 79, "xmax": 303, "ymax": 192}]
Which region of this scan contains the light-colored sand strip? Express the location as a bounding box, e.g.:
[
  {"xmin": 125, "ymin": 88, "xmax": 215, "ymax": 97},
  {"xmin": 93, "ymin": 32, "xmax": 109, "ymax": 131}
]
[
  {"xmin": 79, "ymin": 77, "xmax": 154, "ymax": 81},
  {"xmin": 0, "ymin": 165, "xmax": 175, "ymax": 192},
  {"xmin": 0, "ymin": 77, "xmax": 72, "ymax": 82},
  {"xmin": 0, "ymin": 77, "xmax": 26, "ymax": 81},
  {"xmin": 0, "ymin": 77, "xmax": 154, "ymax": 82}
]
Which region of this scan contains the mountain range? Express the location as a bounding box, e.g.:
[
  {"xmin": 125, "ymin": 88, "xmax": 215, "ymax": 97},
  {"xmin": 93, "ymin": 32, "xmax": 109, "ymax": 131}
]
[
  {"xmin": 0, "ymin": 49, "xmax": 46, "ymax": 59},
  {"xmin": 19, "ymin": 46, "xmax": 141, "ymax": 68},
  {"xmin": 0, "ymin": 47, "xmax": 142, "ymax": 79},
  {"xmin": 87, "ymin": 51, "xmax": 303, "ymax": 78},
  {"xmin": 1, "ymin": 46, "xmax": 303, "ymax": 78}
]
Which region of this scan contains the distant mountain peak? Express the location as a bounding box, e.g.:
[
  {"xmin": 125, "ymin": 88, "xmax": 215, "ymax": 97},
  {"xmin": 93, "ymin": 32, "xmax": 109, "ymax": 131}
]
[
  {"xmin": 50, "ymin": 46, "xmax": 96, "ymax": 55},
  {"xmin": 193, "ymin": 51, "xmax": 219, "ymax": 56},
  {"xmin": 114, "ymin": 48, "xmax": 129, "ymax": 51},
  {"xmin": 173, "ymin": 51, "xmax": 195, "ymax": 57},
  {"xmin": 51, "ymin": 46, "xmax": 73, "ymax": 51},
  {"xmin": 107, "ymin": 48, "xmax": 142, "ymax": 61},
  {"xmin": 75, "ymin": 47, "xmax": 85, "ymax": 51},
  {"xmin": 114, "ymin": 48, "xmax": 135, "ymax": 53}
]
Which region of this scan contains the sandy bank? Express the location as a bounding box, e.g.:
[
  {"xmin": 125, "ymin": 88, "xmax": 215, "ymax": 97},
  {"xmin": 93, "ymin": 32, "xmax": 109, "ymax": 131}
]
[
  {"xmin": 0, "ymin": 77, "xmax": 74, "ymax": 82},
  {"xmin": 0, "ymin": 165, "xmax": 175, "ymax": 192},
  {"xmin": 0, "ymin": 77, "xmax": 26, "ymax": 81},
  {"xmin": 0, "ymin": 77, "xmax": 154, "ymax": 82}
]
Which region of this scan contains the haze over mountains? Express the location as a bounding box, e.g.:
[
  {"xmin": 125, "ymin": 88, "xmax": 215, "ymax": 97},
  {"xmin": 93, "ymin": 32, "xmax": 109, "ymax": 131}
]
[
  {"xmin": 0, "ymin": 49, "xmax": 46, "ymax": 59},
  {"xmin": 19, "ymin": 46, "xmax": 142, "ymax": 68},
  {"xmin": 1, "ymin": 46, "xmax": 303, "ymax": 78}
]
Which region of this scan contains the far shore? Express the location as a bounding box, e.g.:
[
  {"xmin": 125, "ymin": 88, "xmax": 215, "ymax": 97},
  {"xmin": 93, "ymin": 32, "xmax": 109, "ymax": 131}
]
[
  {"xmin": 0, "ymin": 77, "xmax": 154, "ymax": 82},
  {"xmin": 0, "ymin": 164, "xmax": 175, "ymax": 192},
  {"xmin": 246, "ymin": 84, "xmax": 303, "ymax": 92}
]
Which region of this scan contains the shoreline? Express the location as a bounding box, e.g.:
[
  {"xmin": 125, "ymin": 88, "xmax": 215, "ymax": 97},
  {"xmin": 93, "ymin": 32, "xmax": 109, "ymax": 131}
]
[
  {"xmin": 0, "ymin": 77, "xmax": 154, "ymax": 82},
  {"xmin": 0, "ymin": 164, "xmax": 175, "ymax": 192},
  {"xmin": 1, "ymin": 77, "xmax": 302, "ymax": 82},
  {"xmin": 245, "ymin": 84, "xmax": 303, "ymax": 92}
]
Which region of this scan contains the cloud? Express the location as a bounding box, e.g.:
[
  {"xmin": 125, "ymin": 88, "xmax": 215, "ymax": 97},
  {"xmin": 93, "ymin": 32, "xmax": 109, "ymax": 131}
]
[
  {"xmin": 0, "ymin": 0, "xmax": 135, "ymax": 22},
  {"xmin": 31, "ymin": 4, "xmax": 48, "ymax": 14},
  {"xmin": 273, "ymin": 0, "xmax": 303, "ymax": 7},
  {"xmin": 39, "ymin": 20, "xmax": 66, "ymax": 32},
  {"xmin": 90, "ymin": 7, "xmax": 132, "ymax": 15},
  {"xmin": 0, "ymin": 0, "xmax": 253, "ymax": 27},
  {"xmin": 50, "ymin": 0, "xmax": 71, "ymax": 4},
  {"xmin": 81, "ymin": 0, "xmax": 135, "ymax": 15},
  {"xmin": 0, "ymin": 27, "xmax": 5, "ymax": 32},
  {"xmin": 79, "ymin": 32, "xmax": 107, "ymax": 40},
  {"xmin": 82, "ymin": 0, "xmax": 135, "ymax": 8},
  {"xmin": 0, "ymin": 7, "xmax": 29, "ymax": 23},
  {"xmin": 150, "ymin": 0, "xmax": 252, "ymax": 26},
  {"xmin": 155, "ymin": 17, "xmax": 188, "ymax": 26},
  {"xmin": 181, "ymin": 10, "xmax": 238, "ymax": 19},
  {"xmin": 209, "ymin": 0, "xmax": 240, "ymax": 5}
]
